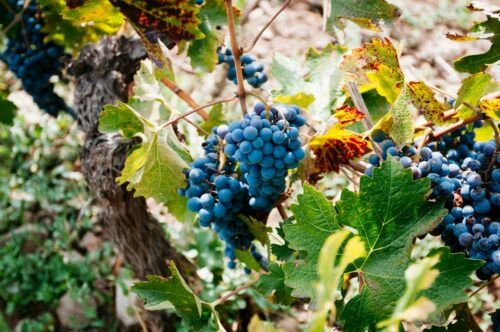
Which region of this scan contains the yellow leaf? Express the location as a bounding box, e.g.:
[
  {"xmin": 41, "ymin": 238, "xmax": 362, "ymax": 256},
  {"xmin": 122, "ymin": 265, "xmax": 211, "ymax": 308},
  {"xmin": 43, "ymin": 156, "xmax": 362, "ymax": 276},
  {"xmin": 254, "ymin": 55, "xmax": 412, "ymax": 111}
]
[
  {"xmin": 480, "ymin": 97, "xmax": 500, "ymax": 120},
  {"xmin": 309, "ymin": 106, "xmax": 367, "ymax": 173},
  {"xmin": 273, "ymin": 93, "xmax": 315, "ymax": 110}
]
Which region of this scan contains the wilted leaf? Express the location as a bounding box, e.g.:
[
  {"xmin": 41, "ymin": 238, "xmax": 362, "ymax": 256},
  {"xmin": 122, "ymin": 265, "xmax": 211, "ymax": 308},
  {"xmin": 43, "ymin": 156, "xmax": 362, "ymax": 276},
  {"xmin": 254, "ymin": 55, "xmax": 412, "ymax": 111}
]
[
  {"xmin": 109, "ymin": 0, "xmax": 203, "ymax": 48},
  {"xmin": 309, "ymin": 105, "xmax": 367, "ymax": 173},
  {"xmin": 391, "ymin": 85, "xmax": 416, "ymax": 147},
  {"xmin": 480, "ymin": 97, "xmax": 500, "ymax": 120},
  {"xmin": 323, "ymin": 0, "xmax": 401, "ymax": 32},
  {"xmin": 340, "ymin": 37, "xmax": 404, "ymax": 101},
  {"xmin": 407, "ymin": 81, "xmax": 447, "ymax": 125},
  {"xmin": 61, "ymin": 0, "xmax": 123, "ymax": 31}
]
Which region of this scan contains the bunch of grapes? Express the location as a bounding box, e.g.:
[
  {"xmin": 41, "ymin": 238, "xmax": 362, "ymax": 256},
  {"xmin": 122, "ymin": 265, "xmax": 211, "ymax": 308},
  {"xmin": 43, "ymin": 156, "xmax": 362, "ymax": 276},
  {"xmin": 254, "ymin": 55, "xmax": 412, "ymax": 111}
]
[
  {"xmin": 178, "ymin": 127, "xmax": 266, "ymax": 269},
  {"xmin": 224, "ymin": 103, "xmax": 306, "ymax": 212},
  {"xmin": 365, "ymin": 124, "xmax": 500, "ymax": 278},
  {"xmin": 0, "ymin": 0, "xmax": 73, "ymax": 117},
  {"xmin": 217, "ymin": 47, "xmax": 268, "ymax": 88}
]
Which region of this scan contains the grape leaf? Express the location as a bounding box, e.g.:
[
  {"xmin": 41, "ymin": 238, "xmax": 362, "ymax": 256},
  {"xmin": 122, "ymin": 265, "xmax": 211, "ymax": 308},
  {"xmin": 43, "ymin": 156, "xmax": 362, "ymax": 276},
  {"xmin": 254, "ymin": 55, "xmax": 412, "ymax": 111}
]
[
  {"xmin": 99, "ymin": 61, "xmax": 191, "ymax": 221},
  {"xmin": 340, "ymin": 37, "xmax": 404, "ymax": 100},
  {"xmin": 270, "ymin": 44, "xmax": 347, "ymax": 121},
  {"xmin": 0, "ymin": 94, "xmax": 16, "ymax": 125},
  {"xmin": 271, "ymin": 220, "xmax": 295, "ymax": 262},
  {"xmin": 309, "ymin": 105, "xmax": 367, "ymax": 173},
  {"xmin": 341, "ymin": 38, "xmax": 447, "ymax": 126},
  {"xmin": 239, "ymin": 214, "xmax": 271, "ymax": 246},
  {"xmin": 337, "ymin": 159, "xmax": 479, "ymax": 332},
  {"xmin": 258, "ymin": 263, "xmax": 293, "ymax": 305},
  {"xmin": 391, "ymin": 85, "xmax": 416, "ymax": 147},
  {"xmin": 378, "ymin": 254, "xmax": 440, "ymax": 330},
  {"xmin": 187, "ymin": 0, "xmax": 226, "ymax": 71},
  {"xmin": 273, "ymin": 92, "xmax": 315, "ymax": 110},
  {"xmin": 455, "ymin": 73, "xmax": 499, "ymax": 119},
  {"xmin": 448, "ymin": 2, "xmax": 500, "ymax": 73},
  {"xmin": 40, "ymin": 0, "xmax": 120, "ymax": 49},
  {"xmin": 407, "ymin": 81, "xmax": 447, "ymax": 125},
  {"xmin": 132, "ymin": 262, "xmax": 202, "ymax": 318},
  {"xmin": 323, "ymin": 0, "xmax": 401, "ymax": 32},
  {"xmin": 198, "ymin": 104, "xmax": 225, "ymax": 137},
  {"xmin": 235, "ymin": 249, "xmax": 262, "ymax": 272},
  {"xmin": 109, "ymin": 0, "xmax": 203, "ymax": 48},
  {"xmin": 282, "ymin": 183, "xmax": 340, "ymax": 298},
  {"xmin": 480, "ymin": 97, "xmax": 500, "ymax": 120},
  {"xmin": 420, "ymin": 247, "xmax": 483, "ymax": 320},
  {"xmin": 309, "ymin": 230, "xmax": 366, "ymax": 332}
]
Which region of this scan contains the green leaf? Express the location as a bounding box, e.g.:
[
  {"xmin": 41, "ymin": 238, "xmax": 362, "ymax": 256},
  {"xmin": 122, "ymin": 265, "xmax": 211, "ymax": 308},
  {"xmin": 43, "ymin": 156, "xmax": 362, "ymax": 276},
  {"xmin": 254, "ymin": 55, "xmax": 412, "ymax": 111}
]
[
  {"xmin": 248, "ymin": 315, "xmax": 284, "ymax": 332},
  {"xmin": 337, "ymin": 158, "xmax": 447, "ymax": 332},
  {"xmin": 450, "ymin": 4, "xmax": 500, "ymax": 73},
  {"xmin": 258, "ymin": 263, "xmax": 293, "ymax": 305},
  {"xmin": 309, "ymin": 230, "xmax": 366, "ymax": 332},
  {"xmin": 116, "ymin": 132, "xmax": 189, "ymax": 219},
  {"xmin": 187, "ymin": 0, "xmax": 226, "ymax": 71},
  {"xmin": 455, "ymin": 73, "xmax": 499, "ymax": 119},
  {"xmin": 270, "ymin": 44, "xmax": 347, "ymax": 121},
  {"xmin": 235, "ymin": 249, "xmax": 262, "ymax": 272},
  {"xmin": 282, "ymin": 183, "xmax": 339, "ymax": 298},
  {"xmin": 99, "ymin": 60, "xmax": 192, "ymax": 220},
  {"xmin": 420, "ymin": 247, "xmax": 483, "ymax": 319},
  {"xmin": 323, "ymin": 0, "xmax": 401, "ymax": 31},
  {"xmin": 132, "ymin": 262, "xmax": 203, "ymax": 320},
  {"xmin": 378, "ymin": 254, "xmax": 441, "ymax": 331},
  {"xmin": 271, "ymin": 220, "xmax": 295, "ymax": 262},
  {"xmin": 0, "ymin": 94, "xmax": 16, "ymax": 125},
  {"xmin": 40, "ymin": 0, "xmax": 120, "ymax": 49},
  {"xmin": 198, "ymin": 104, "xmax": 225, "ymax": 137},
  {"xmin": 390, "ymin": 84, "xmax": 416, "ymax": 147}
]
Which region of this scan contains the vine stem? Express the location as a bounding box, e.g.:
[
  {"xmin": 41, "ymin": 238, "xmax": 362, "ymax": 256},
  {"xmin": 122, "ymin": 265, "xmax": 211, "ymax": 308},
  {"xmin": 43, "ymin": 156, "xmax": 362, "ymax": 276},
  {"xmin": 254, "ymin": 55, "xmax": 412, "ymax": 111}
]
[
  {"xmin": 1, "ymin": 0, "xmax": 30, "ymax": 35},
  {"xmin": 414, "ymin": 127, "xmax": 433, "ymax": 161},
  {"xmin": 469, "ymin": 274, "xmax": 499, "ymax": 298},
  {"xmin": 243, "ymin": 0, "xmax": 293, "ymax": 53},
  {"xmin": 158, "ymin": 96, "xmax": 236, "ymax": 130},
  {"xmin": 428, "ymin": 113, "xmax": 483, "ymax": 142},
  {"xmin": 277, "ymin": 203, "xmax": 288, "ymax": 220},
  {"xmin": 159, "ymin": 77, "xmax": 208, "ymax": 121},
  {"xmin": 212, "ymin": 277, "xmax": 260, "ymax": 307},
  {"xmin": 225, "ymin": 0, "xmax": 248, "ymax": 115},
  {"xmin": 486, "ymin": 118, "xmax": 500, "ymax": 152}
]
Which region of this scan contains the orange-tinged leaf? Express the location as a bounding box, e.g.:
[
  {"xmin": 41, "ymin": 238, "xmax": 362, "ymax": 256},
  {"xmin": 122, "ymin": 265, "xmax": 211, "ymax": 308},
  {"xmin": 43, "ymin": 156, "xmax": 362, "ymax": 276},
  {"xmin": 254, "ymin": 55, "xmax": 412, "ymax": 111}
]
[
  {"xmin": 480, "ymin": 97, "xmax": 500, "ymax": 120},
  {"xmin": 109, "ymin": 0, "xmax": 203, "ymax": 49},
  {"xmin": 407, "ymin": 81, "xmax": 448, "ymax": 125},
  {"xmin": 309, "ymin": 106, "xmax": 367, "ymax": 173},
  {"xmin": 340, "ymin": 38, "xmax": 404, "ymax": 104}
]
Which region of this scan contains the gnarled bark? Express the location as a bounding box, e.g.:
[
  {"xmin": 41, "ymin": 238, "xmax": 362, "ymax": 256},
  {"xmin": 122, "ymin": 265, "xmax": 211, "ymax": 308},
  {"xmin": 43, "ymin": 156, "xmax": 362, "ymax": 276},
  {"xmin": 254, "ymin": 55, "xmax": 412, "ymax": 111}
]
[{"xmin": 68, "ymin": 36, "xmax": 198, "ymax": 331}]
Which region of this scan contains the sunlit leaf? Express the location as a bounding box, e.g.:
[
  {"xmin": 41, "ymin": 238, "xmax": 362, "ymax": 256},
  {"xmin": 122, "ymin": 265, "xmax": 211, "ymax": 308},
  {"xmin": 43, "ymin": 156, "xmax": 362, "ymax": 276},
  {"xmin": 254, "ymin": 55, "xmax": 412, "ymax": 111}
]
[{"xmin": 455, "ymin": 73, "xmax": 499, "ymax": 119}]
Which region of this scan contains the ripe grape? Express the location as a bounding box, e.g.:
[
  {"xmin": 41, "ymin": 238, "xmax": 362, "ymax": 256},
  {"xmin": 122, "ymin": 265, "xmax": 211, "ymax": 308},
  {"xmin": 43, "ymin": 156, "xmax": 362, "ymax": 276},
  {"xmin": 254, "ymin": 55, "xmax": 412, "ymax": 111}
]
[
  {"xmin": 0, "ymin": 0, "xmax": 73, "ymax": 117},
  {"xmin": 365, "ymin": 123, "xmax": 500, "ymax": 278},
  {"xmin": 217, "ymin": 47, "xmax": 267, "ymax": 88}
]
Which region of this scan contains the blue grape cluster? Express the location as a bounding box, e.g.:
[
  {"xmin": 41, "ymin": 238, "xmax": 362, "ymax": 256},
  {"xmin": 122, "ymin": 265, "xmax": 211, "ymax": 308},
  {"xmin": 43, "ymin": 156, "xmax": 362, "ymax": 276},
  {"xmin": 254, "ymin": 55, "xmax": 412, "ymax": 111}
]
[
  {"xmin": 178, "ymin": 127, "xmax": 266, "ymax": 270},
  {"xmin": 217, "ymin": 47, "xmax": 268, "ymax": 88},
  {"xmin": 224, "ymin": 103, "xmax": 306, "ymax": 212},
  {"xmin": 366, "ymin": 125, "xmax": 500, "ymax": 278},
  {"xmin": 0, "ymin": 0, "xmax": 73, "ymax": 117}
]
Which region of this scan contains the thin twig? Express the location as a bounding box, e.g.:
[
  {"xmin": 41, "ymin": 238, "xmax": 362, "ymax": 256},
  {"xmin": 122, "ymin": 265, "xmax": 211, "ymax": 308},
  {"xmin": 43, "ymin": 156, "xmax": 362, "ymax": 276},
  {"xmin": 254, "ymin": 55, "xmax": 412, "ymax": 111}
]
[
  {"xmin": 469, "ymin": 274, "xmax": 499, "ymax": 298},
  {"xmin": 159, "ymin": 96, "xmax": 236, "ymax": 130},
  {"xmin": 182, "ymin": 117, "xmax": 211, "ymax": 136},
  {"xmin": 347, "ymin": 81, "xmax": 383, "ymax": 159},
  {"xmin": 225, "ymin": 0, "xmax": 248, "ymax": 115},
  {"xmin": 430, "ymin": 113, "xmax": 483, "ymax": 141},
  {"xmin": 277, "ymin": 204, "xmax": 288, "ymax": 220},
  {"xmin": 243, "ymin": 0, "xmax": 293, "ymax": 53},
  {"xmin": 1, "ymin": 0, "xmax": 30, "ymax": 35},
  {"xmin": 212, "ymin": 277, "xmax": 260, "ymax": 307},
  {"xmin": 159, "ymin": 77, "xmax": 208, "ymax": 120}
]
